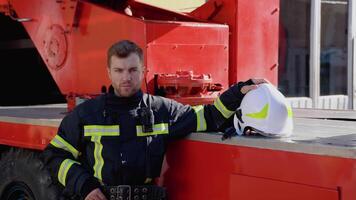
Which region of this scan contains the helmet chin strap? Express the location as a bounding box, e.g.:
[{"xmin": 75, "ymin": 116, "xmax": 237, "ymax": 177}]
[
  {"xmin": 235, "ymin": 109, "xmax": 244, "ymax": 123},
  {"xmin": 243, "ymin": 126, "xmax": 263, "ymax": 136}
]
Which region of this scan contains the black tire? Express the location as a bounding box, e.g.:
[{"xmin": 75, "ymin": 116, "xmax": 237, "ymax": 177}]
[{"xmin": 0, "ymin": 148, "xmax": 62, "ymax": 200}]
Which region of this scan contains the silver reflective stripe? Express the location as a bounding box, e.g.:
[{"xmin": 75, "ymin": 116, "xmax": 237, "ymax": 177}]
[
  {"xmin": 84, "ymin": 125, "xmax": 120, "ymax": 136},
  {"xmin": 136, "ymin": 123, "xmax": 169, "ymax": 136}
]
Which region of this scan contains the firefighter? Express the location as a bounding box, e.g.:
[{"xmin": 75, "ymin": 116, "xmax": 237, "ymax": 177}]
[{"xmin": 42, "ymin": 40, "xmax": 267, "ymax": 200}]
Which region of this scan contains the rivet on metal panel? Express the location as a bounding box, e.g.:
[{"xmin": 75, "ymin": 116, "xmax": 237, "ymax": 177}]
[
  {"xmin": 224, "ymin": 46, "xmax": 227, "ymax": 50},
  {"xmin": 172, "ymin": 45, "xmax": 177, "ymax": 49},
  {"xmin": 271, "ymin": 8, "xmax": 278, "ymax": 15},
  {"xmin": 270, "ymin": 64, "xmax": 278, "ymax": 70}
]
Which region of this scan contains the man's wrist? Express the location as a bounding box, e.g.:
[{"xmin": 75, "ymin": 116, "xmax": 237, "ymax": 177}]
[
  {"xmin": 219, "ymin": 80, "xmax": 254, "ymax": 111},
  {"xmin": 80, "ymin": 177, "xmax": 102, "ymax": 198},
  {"xmin": 244, "ymin": 79, "xmax": 254, "ymax": 85}
]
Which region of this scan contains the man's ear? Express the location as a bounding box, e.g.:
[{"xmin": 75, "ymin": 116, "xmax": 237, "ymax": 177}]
[{"xmin": 106, "ymin": 67, "xmax": 112, "ymax": 80}]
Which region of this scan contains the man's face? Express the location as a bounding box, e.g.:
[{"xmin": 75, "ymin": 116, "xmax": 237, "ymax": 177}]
[{"xmin": 107, "ymin": 53, "xmax": 144, "ymax": 97}]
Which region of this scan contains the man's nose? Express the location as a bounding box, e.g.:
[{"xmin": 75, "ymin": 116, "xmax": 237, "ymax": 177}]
[{"xmin": 122, "ymin": 71, "xmax": 132, "ymax": 81}]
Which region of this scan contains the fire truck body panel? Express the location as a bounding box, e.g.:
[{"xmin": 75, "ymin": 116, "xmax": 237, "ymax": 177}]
[{"xmin": 0, "ymin": 106, "xmax": 356, "ymax": 199}]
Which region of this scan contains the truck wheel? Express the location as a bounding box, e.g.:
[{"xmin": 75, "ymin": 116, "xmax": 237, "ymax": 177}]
[{"xmin": 0, "ymin": 148, "xmax": 62, "ymax": 200}]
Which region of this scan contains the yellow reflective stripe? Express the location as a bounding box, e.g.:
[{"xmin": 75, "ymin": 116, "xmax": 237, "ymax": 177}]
[
  {"xmin": 58, "ymin": 159, "xmax": 80, "ymax": 186},
  {"xmin": 213, "ymin": 97, "xmax": 234, "ymax": 118},
  {"xmin": 245, "ymin": 103, "xmax": 269, "ymax": 119},
  {"xmin": 85, "ymin": 126, "xmax": 118, "ymax": 181},
  {"xmin": 84, "ymin": 125, "xmax": 120, "ymax": 136},
  {"xmin": 144, "ymin": 178, "xmax": 152, "ymax": 184},
  {"xmin": 192, "ymin": 105, "xmax": 207, "ymax": 131},
  {"xmin": 50, "ymin": 135, "xmax": 80, "ymax": 159},
  {"xmin": 91, "ymin": 136, "xmax": 104, "ymax": 181},
  {"xmin": 287, "ymin": 105, "xmax": 293, "ymax": 118},
  {"xmin": 136, "ymin": 123, "xmax": 169, "ymax": 136}
]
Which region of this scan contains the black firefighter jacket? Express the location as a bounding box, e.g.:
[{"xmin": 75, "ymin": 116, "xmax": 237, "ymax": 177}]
[{"xmin": 42, "ymin": 80, "xmax": 253, "ymax": 198}]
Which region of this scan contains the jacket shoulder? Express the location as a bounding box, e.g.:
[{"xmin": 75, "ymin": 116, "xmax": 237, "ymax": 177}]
[
  {"xmin": 150, "ymin": 95, "xmax": 173, "ymax": 109},
  {"xmin": 73, "ymin": 95, "xmax": 105, "ymax": 118},
  {"xmin": 150, "ymin": 95, "xmax": 189, "ymax": 113}
]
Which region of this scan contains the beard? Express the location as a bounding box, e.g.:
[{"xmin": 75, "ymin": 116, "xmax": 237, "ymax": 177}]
[{"xmin": 114, "ymin": 82, "xmax": 141, "ymax": 97}]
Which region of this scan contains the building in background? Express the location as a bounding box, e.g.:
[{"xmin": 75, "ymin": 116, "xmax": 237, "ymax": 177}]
[{"xmin": 279, "ymin": 0, "xmax": 355, "ymax": 110}]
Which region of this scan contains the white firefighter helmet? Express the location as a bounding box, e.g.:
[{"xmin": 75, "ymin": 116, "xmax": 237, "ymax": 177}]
[{"xmin": 233, "ymin": 83, "xmax": 293, "ymax": 137}]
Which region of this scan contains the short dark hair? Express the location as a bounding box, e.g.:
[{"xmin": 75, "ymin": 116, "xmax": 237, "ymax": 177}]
[{"xmin": 107, "ymin": 40, "xmax": 143, "ymax": 67}]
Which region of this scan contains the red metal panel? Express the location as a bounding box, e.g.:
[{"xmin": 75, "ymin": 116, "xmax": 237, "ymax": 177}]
[
  {"xmin": 0, "ymin": 122, "xmax": 57, "ymax": 150},
  {"xmin": 9, "ymin": 0, "xmax": 229, "ymax": 99},
  {"xmin": 145, "ymin": 21, "xmax": 228, "ymax": 97},
  {"xmin": 10, "ymin": 0, "xmax": 147, "ymax": 95},
  {"xmin": 0, "ymin": 0, "xmax": 8, "ymax": 14},
  {"xmin": 190, "ymin": 0, "xmax": 279, "ymax": 85},
  {"xmin": 160, "ymin": 140, "xmax": 356, "ymax": 200},
  {"xmin": 235, "ymin": 0, "xmax": 279, "ymax": 84},
  {"xmin": 230, "ymin": 174, "xmax": 339, "ymax": 200}
]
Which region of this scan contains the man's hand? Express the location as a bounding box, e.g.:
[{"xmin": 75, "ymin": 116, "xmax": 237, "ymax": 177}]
[
  {"xmin": 240, "ymin": 78, "xmax": 269, "ymax": 94},
  {"xmin": 124, "ymin": 5, "xmax": 133, "ymax": 16},
  {"xmin": 85, "ymin": 188, "xmax": 107, "ymax": 200}
]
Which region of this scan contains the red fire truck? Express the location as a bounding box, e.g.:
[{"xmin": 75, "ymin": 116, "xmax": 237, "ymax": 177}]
[{"xmin": 0, "ymin": 0, "xmax": 356, "ymax": 200}]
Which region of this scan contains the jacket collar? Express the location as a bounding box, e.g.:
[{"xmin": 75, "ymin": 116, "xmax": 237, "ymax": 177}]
[{"xmin": 106, "ymin": 88, "xmax": 143, "ymax": 108}]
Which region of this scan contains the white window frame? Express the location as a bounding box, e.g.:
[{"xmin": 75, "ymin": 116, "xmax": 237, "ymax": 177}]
[
  {"xmin": 310, "ymin": 0, "xmax": 321, "ymax": 108},
  {"xmin": 290, "ymin": 0, "xmax": 355, "ymax": 110},
  {"xmin": 347, "ymin": 0, "xmax": 356, "ymax": 109}
]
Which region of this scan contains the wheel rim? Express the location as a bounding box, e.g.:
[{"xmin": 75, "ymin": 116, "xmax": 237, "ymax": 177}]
[{"xmin": 1, "ymin": 182, "xmax": 35, "ymax": 200}]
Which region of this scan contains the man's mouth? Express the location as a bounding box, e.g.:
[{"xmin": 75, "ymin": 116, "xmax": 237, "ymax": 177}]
[{"xmin": 121, "ymin": 84, "xmax": 131, "ymax": 88}]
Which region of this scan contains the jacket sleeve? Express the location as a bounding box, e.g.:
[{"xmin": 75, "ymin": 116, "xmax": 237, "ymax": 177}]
[
  {"xmin": 167, "ymin": 80, "xmax": 254, "ymax": 139},
  {"xmin": 42, "ymin": 109, "xmax": 101, "ymax": 198}
]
